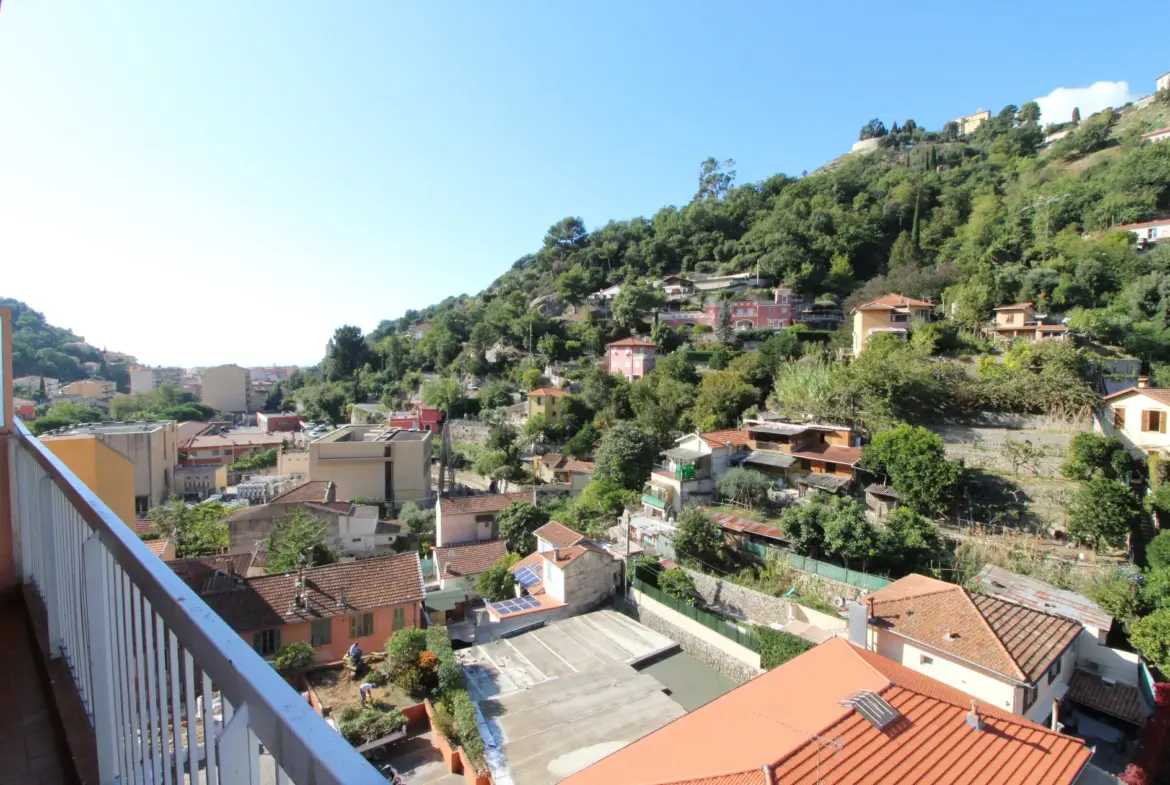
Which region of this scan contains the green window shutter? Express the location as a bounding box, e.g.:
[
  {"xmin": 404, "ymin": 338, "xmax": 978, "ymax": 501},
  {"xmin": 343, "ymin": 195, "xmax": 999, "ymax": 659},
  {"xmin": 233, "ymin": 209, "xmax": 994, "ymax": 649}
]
[
  {"xmin": 273, "ymin": 629, "xmax": 281, "ymax": 652},
  {"xmin": 252, "ymin": 632, "xmax": 262, "ymax": 654},
  {"xmin": 393, "ymin": 607, "xmax": 405, "ymax": 631},
  {"xmin": 349, "ymin": 615, "xmax": 358, "ymax": 638}
]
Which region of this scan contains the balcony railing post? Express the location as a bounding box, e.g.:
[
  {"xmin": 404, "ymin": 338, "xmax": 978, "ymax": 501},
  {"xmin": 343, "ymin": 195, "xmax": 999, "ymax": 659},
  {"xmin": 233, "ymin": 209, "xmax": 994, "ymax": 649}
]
[
  {"xmin": 40, "ymin": 474, "xmax": 62, "ymax": 658},
  {"xmin": 219, "ymin": 704, "xmax": 260, "ymax": 783},
  {"xmin": 83, "ymin": 532, "xmax": 120, "ymax": 785}
]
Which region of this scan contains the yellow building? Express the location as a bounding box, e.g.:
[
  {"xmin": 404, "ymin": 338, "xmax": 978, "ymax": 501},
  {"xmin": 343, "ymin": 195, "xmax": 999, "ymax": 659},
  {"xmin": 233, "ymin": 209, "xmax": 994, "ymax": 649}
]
[
  {"xmin": 41, "ymin": 435, "xmax": 136, "ymax": 525},
  {"xmin": 58, "ymin": 379, "xmax": 117, "ymax": 400},
  {"xmin": 526, "ymin": 387, "xmax": 569, "ymax": 423},
  {"xmin": 954, "ymin": 109, "xmax": 991, "ymax": 136},
  {"xmin": 308, "ymin": 424, "xmax": 432, "ymax": 507},
  {"xmin": 850, "ymin": 293, "xmax": 933, "ymax": 356},
  {"xmin": 201, "ymin": 364, "xmax": 251, "ymax": 414}
]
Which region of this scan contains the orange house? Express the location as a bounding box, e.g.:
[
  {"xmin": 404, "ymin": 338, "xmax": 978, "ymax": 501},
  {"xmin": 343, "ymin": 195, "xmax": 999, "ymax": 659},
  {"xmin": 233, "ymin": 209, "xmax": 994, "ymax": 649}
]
[{"xmin": 200, "ymin": 552, "xmax": 426, "ymax": 663}]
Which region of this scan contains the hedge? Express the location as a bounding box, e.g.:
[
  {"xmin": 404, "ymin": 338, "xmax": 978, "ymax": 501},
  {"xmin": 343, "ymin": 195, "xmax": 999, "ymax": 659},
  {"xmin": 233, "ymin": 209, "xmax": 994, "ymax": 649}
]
[{"xmin": 756, "ymin": 626, "xmax": 815, "ymax": 670}]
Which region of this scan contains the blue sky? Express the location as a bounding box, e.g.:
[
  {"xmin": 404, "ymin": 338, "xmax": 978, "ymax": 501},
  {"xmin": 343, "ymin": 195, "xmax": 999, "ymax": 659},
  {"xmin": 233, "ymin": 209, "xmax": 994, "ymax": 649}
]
[{"xmin": 1, "ymin": 1, "xmax": 1165, "ymax": 367}]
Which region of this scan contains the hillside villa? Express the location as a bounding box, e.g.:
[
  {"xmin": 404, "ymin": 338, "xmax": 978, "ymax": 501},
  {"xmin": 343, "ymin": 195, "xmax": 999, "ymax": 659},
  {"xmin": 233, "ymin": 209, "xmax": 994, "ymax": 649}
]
[
  {"xmin": 606, "ymin": 337, "xmax": 656, "ymax": 381},
  {"xmin": 525, "ymin": 386, "xmax": 569, "ymax": 423},
  {"xmin": 1110, "ymin": 217, "xmax": 1170, "ymax": 247},
  {"xmin": 850, "ymin": 293, "xmax": 933, "ymax": 355},
  {"xmin": 988, "ymin": 302, "xmax": 1070, "ymax": 343},
  {"xmin": 1094, "ymin": 380, "xmax": 1170, "ymax": 458}
]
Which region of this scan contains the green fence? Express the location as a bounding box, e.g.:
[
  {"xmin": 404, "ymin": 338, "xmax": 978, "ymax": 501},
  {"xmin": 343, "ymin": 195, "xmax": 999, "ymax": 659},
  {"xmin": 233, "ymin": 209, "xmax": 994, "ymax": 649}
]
[
  {"xmin": 634, "ymin": 579, "xmax": 760, "ymax": 652},
  {"xmin": 741, "ymin": 540, "xmax": 891, "ymax": 592}
]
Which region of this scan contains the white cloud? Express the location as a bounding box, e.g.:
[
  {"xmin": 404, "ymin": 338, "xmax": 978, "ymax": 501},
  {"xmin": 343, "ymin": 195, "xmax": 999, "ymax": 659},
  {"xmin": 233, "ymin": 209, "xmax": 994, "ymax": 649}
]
[{"xmin": 1034, "ymin": 81, "xmax": 1136, "ymax": 125}]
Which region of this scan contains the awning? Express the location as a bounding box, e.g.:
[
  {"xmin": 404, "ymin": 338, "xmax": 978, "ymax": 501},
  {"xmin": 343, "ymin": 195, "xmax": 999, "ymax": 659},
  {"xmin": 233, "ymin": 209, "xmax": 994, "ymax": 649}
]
[
  {"xmin": 1066, "ymin": 669, "xmax": 1147, "ymax": 725},
  {"xmin": 664, "ymin": 447, "xmax": 704, "ymax": 462},
  {"xmin": 797, "ymin": 473, "xmax": 852, "ymax": 491},
  {"xmin": 743, "ymin": 451, "xmax": 797, "ymax": 469},
  {"xmin": 425, "ymin": 589, "xmax": 467, "ymax": 612}
]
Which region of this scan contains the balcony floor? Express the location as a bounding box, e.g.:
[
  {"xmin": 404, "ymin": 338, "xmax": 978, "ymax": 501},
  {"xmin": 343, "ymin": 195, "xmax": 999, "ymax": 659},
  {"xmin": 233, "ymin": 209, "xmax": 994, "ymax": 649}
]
[{"xmin": 0, "ymin": 597, "xmax": 76, "ymax": 785}]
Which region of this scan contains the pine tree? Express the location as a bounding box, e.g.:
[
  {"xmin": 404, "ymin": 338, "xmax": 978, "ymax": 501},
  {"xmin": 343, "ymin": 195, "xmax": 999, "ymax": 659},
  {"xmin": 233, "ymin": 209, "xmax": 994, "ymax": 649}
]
[{"xmin": 1072, "ymin": 107, "xmax": 1081, "ymax": 124}]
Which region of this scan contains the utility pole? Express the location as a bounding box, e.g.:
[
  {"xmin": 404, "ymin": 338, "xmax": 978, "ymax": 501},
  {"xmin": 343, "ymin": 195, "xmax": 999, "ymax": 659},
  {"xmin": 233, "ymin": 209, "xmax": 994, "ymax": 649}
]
[{"xmin": 1021, "ymin": 193, "xmax": 1070, "ymax": 244}]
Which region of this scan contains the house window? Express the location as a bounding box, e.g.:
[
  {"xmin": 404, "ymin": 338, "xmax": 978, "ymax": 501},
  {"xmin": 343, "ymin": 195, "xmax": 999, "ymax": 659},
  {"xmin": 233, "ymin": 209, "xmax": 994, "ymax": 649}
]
[
  {"xmin": 1142, "ymin": 410, "xmax": 1166, "ymax": 433},
  {"xmin": 253, "ymin": 629, "xmax": 281, "ymax": 656},
  {"xmin": 920, "ymin": 654, "xmax": 933, "ymax": 665},
  {"xmin": 1005, "ymin": 313, "xmax": 1016, "ymax": 325},
  {"xmin": 890, "ymin": 313, "xmax": 908, "ymax": 324},
  {"xmin": 392, "ymin": 607, "xmax": 406, "ymax": 631},
  {"xmin": 1113, "ymin": 408, "xmax": 1125, "ymax": 429},
  {"xmin": 1023, "ymin": 685, "xmax": 1037, "ymax": 712},
  {"xmin": 1048, "ymin": 655, "xmax": 1062, "ymax": 684},
  {"xmin": 349, "ymin": 613, "xmax": 374, "ymax": 639},
  {"xmin": 310, "ymin": 620, "xmax": 332, "ymax": 647}
]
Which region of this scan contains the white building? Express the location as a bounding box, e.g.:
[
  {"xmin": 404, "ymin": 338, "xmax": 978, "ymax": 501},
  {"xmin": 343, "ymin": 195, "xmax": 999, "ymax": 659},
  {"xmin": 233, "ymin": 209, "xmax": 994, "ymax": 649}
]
[
  {"xmin": 130, "ymin": 366, "xmax": 184, "ymax": 394},
  {"xmin": 1110, "ymin": 217, "xmax": 1170, "ymax": 247},
  {"xmin": 436, "ymin": 491, "xmax": 533, "ymax": 547},
  {"xmin": 1142, "ymin": 126, "xmax": 1170, "ymax": 144},
  {"xmin": 855, "ymin": 574, "xmax": 1149, "ymax": 729},
  {"xmin": 1158, "ymin": 70, "xmax": 1170, "ymax": 93},
  {"xmin": 431, "ymin": 539, "xmax": 509, "ymax": 593},
  {"xmin": 1094, "ymin": 382, "xmax": 1170, "ymax": 458}
]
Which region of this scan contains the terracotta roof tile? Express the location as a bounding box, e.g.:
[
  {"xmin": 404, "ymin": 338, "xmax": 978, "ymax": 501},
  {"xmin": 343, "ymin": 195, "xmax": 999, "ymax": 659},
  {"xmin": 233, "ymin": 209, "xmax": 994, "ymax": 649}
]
[
  {"xmin": 434, "ymin": 540, "xmax": 508, "ymax": 577},
  {"xmin": 708, "ymin": 510, "xmax": 785, "ymax": 543},
  {"xmin": 269, "ymin": 480, "xmax": 334, "ymax": 504},
  {"xmin": 439, "ymin": 491, "xmax": 533, "ymax": 517},
  {"xmin": 527, "ymin": 387, "xmax": 569, "ymax": 397},
  {"xmin": 993, "ymin": 302, "xmax": 1035, "ymax": 311},
  {"xmin": 534, "ymin": 521, "xmax": 585, "ymax": 549},
  {"xmin": 145, "ymin": 539, "xmax": 173, "ymax": 560},
  {"xmin": 853, "ymin": 293, "xmax": 934, "ymax": 311},
  {"xmin": 1102, "ymin": 385, "xmax": 1170, "ymax": 404},
  {"xmin": 563, "ymin": 459, "xmax": 596, "ymax": 474},
  {"xmin": 563, "ymin": 638, "xmax": 1091, "ymax": 785},
  {"xmin": 541, "ymin": 542, "xmax": 605, "ymax": 569},
  {"xmin": 134, "ymin": 519, "xmax": 157, "ymax": 536},
  {"xmin": 1066, "ymin": 668, "xmax": 1147, "ymax": 725},
  {"xmin": 607, "ymin": 337, "xmax": 656, "ymax": 347},
  {"xmin": 700, "ymin": 429, "xmax": 751, "ymax": 447},
  {"xmin": 868, "ymin": 575, "xmax": 1081, "ymax": 683},
  {"xmin": 539, "ymin": 453, "xmax": 566, "ymax": 469},
  {"xmin": 1113, "ymin": 217, "xmax": 1170, "ymax": 230},
  {"xmin": 790, "ymin": 443, "xmax": 861, "ymax": 466},
  {"xmin": 202, "ymin": 552, "xmax": 424, "ymax": 632}
]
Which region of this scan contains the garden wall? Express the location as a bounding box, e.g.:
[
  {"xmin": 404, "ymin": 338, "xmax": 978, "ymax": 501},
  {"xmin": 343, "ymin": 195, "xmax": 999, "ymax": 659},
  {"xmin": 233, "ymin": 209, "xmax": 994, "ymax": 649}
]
[
  {"xmin": 423, "ymin": 699, "xmax": 491, "ymax": 785},
  {"xmin": 683, "ymin": 568, "xmax": 790, "ymax": 625}
]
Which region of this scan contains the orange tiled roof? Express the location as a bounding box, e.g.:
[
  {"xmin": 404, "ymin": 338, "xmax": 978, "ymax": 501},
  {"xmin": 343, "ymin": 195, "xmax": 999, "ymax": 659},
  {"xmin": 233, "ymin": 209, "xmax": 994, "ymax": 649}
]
[
  {"xmin": 434, "ymin": 540, "xmax": 508, "ymax": 577},
  {"xmin": 269, "ymin": 480, "xmax": 334, "ymax": 504},
  {"xmin": 700, "ymin": 430, "xmax": 751, "ymax": 447},
  {"xmin": 539, "ymin": 452, "xmax": 566, "ymax": 469},
  {"xmin": 562, "ymin": 638, "xmax": 1090, "ymax": 785},
  {"xmin": 867, "ymin": 574, "xmax": 1081, "ymax": 683},
  {"xmin": 527, "ymin": 387, "xmax": 569, "ymax": 397},
  {"xmin": 202, "ymin": 552, "xmax": 424, "ymax": 633},
  {"xmin": 854, "ymin": 293, "xmax": 934, "ymax": 311},
  {"xmin": 1113, "ymin": 217, "xmax": 1170, "ymax": 230},
  {"xmin": 145, "ymin": 539, "xmax": 173, "ymax": 560},
  {"xmin": 541, "ymin": 542, "xmax": 605, "ymax": 569},
  {"xmin": 439, "ymin": 491, "xmax": 534, "ymax": 516},
  {"xmin": 533, "ymin": 521, "xmax": 585, "ymax": 549},
  {"xmin": 607, "ymin": 337, "xmax": 656, "ymax": 347},
  {"xmin": 563, "ymin": 459, "xmax": 596, "ymax": 474},
  {"xmin": 1102, "ymin": 385, "xmax": 1170, "ymax": 404}
]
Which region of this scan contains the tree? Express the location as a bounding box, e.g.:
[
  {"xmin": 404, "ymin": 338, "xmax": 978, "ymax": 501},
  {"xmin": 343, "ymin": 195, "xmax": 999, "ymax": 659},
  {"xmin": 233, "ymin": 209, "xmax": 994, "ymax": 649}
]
[
  {"xmin": 423, "ymin": 377, "xmax": 467, "ymax": 416},
  {"xmin": 265, "ymin": 508, "xmax": 339, "ymax": 573},
  {"xmin": 383, "ymin": 627, "xmax": 431, "ymax": 694},
  {"xmin": 400, "ymin": 501, "xmax": 435, "ymax": 541},
  {"xmin": 563, "ymin": 422, "xmax": 600, "ymax": 460},
  {"xmin": 1060, "ymin": 433, "xmax": 1135, "ymax": 481},
  {"xmin": 716, "ymin": 467, "xmax": 772, "ymax": 508},
  {"xmin": 496, "ymin": 502, "xmax": 550, "ymax": 554},
  {"xmin": 696, "ymin": 158, "xmax": 736, "ymax": 201},
  {"xmin": 879, "ymin": 507, "xmax": 944, "ymax": 576},
  {"xmin": 821, "ymin": 499, "xmax": 877, "ymax": 569},
  {"xmin": 659, "ymin": 568, "xmax": 697, "ymax": 604},
  {"xmin": 689, "ymin": 370, "xmax": 759, "ymax": 432},
  {"xmin": 610, "ymin": 280, "xmax": 664, "ymax": 332},
  {"xmin": 1067, "ymin": 476, "xmax": 1140, "ymax": 552},
  {"xmin": 1148, "ymin": 530, "xmax": 1170, "ymax": 571},
  {"xmin": 475, "ymin": 553, "xmax": 522, "ymax": 601},
  {"xmin": 1018, "ymin": 101, "xmax": 1041, "ymax": 125},
  {"xmin": 1002, "ymin": 438, "xmax": 1043, "ymax": 476},
  {"xmin": 543, "ymin": 216, "xmax": 588, "ymax": 253},
  {"xmin": 715, "ymin": 298, "xmax": 733, "ymax": 345},
  {"xmin": 757, "ymin": 627, "xmax": 815, "ymax": 669},
  {"xmin": 149, "ymin": 498, "xmax": 229, "ymax": 558},
  {"xmin": 557, "ymin": 263, "xmax": 592, "ymax": 307},
  {"xmin": 1129, "ymin": 609, "xmax": 1170, "ymax": 673},
  {"xmin": 325, "ymin": 325, "xmax": 368, "ymax": 381},
  {"xmin": 594, "ymin": 421, "xmax": 658, "ymax": 491},
  {"xmin": 1089, "ymin": 570, "xmax": 1144, "ymax": 625},
  {"xmin": 476, "ymin": 381, "xmax": 514, "ymax": 410},
  {"xmin": 858, "ymin": 118, "xmax": 888, "ymax": 140},
  {"xmin": 520, "ymin": 367, "xmax": 547, "ymax": 391},
  {"xmin": 1071, "ymin": 106, "xmax": 1081, "ymax": 125},
  {"xmin": 779, "ymin": 499, "xmax": 826, "ymax": 559},
  {"xmin": 272, "ymin": 641, "xmax": 316, "ymax": 674},
  {"xmin": 674, "ymin": 506, "xmax": 722, "ymax": 562},
  {"xmin": 861, "ymin": 424, "xmax": 959, "ymax": 516}
]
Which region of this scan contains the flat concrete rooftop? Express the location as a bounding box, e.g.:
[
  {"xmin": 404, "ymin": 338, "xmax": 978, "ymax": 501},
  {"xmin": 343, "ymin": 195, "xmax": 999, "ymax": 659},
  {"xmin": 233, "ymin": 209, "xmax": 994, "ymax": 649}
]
[{"xmin": 457, "ymin": 611, "xmax": 687, "ymax": 785}]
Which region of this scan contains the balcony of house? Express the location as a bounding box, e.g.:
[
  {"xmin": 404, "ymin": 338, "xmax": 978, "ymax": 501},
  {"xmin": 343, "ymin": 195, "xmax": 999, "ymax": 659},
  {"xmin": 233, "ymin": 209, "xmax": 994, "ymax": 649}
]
[{"xmin": 0, "ymin": 421, "xmax": 387, "ymax": 785}]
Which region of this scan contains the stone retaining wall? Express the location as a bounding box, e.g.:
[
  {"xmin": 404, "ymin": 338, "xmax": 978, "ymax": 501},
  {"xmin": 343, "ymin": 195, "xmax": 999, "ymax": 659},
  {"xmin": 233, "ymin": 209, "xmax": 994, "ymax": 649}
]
[
  {"xmin": 623, "ymin": 597, "xmax": 762, "ymax": 685},
  {"xmin": 683, "ymin": 569, "xmax": 791, "ymax": 625}
]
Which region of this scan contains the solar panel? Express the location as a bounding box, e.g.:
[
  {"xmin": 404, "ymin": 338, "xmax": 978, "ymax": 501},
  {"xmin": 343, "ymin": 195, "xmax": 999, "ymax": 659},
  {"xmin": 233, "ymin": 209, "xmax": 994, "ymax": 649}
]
[
  {"xmin": 840, "ymin": 690, "xmax": 899, "ymax": 729},
  {"xmin": 515, "ymin": 566, "xmax": 541, "ymax": 588}
]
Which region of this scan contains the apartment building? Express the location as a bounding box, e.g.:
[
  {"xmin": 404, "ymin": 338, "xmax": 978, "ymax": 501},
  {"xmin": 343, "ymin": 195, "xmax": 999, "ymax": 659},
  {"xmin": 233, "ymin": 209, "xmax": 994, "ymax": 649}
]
[
  {"xmin": 850, "ymin": 293, "xmax": 933, "ymax": 355},
  {"xmin": 201, "ymin": 363, "xmax": 252, "ymax": 414},
  {"xmin": 643, "ymin": 430, "xmax": 751, "ymax": 518},
  {"xmin": 307, "ymin": 424, "xmax": 431, "ymax": 507},
  {"xmin": 58, "ymin": 378, "xmax": 117, "ymax": 400},
  {"xmin": 12, "ymin": 375, "xmax": 59, "ymax": 397},
  {"xmin": 182, "ymin": 430, "xmax": 287, "ymax": 466},
  {"xmin": 129, "ymin": 365, "xmax": 184, "ymax": 394},
  {"xmin": 39, "ymin": 420, "xmax": 179, "ymax": 514},
  {"xmin": 41, "ymin": 435, "xmax": 136, "ymax": 524}
]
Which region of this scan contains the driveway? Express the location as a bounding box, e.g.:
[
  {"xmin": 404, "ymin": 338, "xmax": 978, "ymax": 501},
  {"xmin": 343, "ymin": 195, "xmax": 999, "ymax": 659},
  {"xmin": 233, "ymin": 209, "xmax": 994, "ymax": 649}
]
[{"xmin": 378, "ymin": 731, "xmax": 463, "ymax": 785}]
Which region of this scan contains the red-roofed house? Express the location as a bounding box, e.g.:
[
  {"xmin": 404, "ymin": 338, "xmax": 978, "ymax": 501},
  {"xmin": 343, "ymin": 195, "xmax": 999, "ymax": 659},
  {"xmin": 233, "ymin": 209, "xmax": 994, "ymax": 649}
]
[
  {"xmin": 431, "ymin": 539, "xmax": 508, "ymax": 592},
  {"xmin": 643, "ymin": 430, "xmax": 753, "ymax": 518},
  {"xmin": 607, "ymin": 337, "xmax": 656, "ymax": 381},
  {"xmin": 1094, "ymin": 382, "xmax": 1170, "ymax": 458},
  {"xmin": 851, "ymin": 293, "xmax": 934, "ymax": 355},
  {"xmin": 563, "ymin": 637, "xmax": 1093, "ymax": 785},
  {"xmin": 989, "ymin": 302, "xmax": 1070, "ymax": 343},
  {"xmin": 495, "ymin": 527, "xmax": 621, "ymax": 622},
  {"xmin": 738, "ymin": 418, "xmax": 861, "ymax": 497},
  {"xmin": 525, "ymin": 386, "xmax": 569, "ymax": 423},
  {"xmin": 13, "ymin": 397, "xmax": 35, "ymax": 420},
  {"xmin": 1110, "ymin": 217, "xmax": 1170, "ymax": 247},
  {"xmin": 436, "ymin": 491, "xmax": 534, "ymax": 547}
]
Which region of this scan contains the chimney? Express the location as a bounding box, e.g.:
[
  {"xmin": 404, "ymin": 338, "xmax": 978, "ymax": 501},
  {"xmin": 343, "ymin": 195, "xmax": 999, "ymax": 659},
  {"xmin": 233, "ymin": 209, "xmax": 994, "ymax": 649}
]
[
  {"xmin": 966, "ymin": 700, "xmax": 984, "ymax": 731},
  {"xmin": 1138, "ymin": 376, "xmax": 1150, "ymax": 389},
  {"xmin": 1051, "ymin": 698, "xmax": 1059, "ymax": 731},
  {"xmin": 848, "ymin": 601, "xmax": 870, "ymax": 649},
  {"xmin": 761, "ymin": 763, "xmax": 776, "ymax": 785}
]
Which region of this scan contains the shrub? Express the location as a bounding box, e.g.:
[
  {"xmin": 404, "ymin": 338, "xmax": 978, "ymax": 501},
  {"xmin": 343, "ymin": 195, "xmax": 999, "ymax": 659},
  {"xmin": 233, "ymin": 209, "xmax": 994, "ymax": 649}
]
[
  {"xmin": 1148, "ymin": 530, "xmax": 1170, "ymax": 571},
  {"xmin": 338, "ymin": 705, "xmax": 407, "ymax": 745},
  {"xmin": 716, "ymin": 467, "xmax": 773, "ymax": 508},
  {"xmin": 659, "ymin": 567, "xmax": 696, "ymax": 604},
  {"xmin": 271, "ymin": 641, "xmax": 315, "ymax": 674},
  {"xmin": 756, "ymin": 626, "xmax": 815, "ymax": 669},
  {"xmin": 475, "ymin": 553, "xmax": 522, "ymax": 601},
  {"xmin": 446, "ymin": 688, "xmax": 486, "ymax": 769}
]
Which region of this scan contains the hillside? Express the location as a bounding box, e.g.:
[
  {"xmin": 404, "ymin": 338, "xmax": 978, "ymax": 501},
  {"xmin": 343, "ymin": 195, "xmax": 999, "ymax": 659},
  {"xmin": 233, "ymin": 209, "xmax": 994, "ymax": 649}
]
[{"xmin": 1, "ymin": 297, "xmax": 107, "ymax": 382}]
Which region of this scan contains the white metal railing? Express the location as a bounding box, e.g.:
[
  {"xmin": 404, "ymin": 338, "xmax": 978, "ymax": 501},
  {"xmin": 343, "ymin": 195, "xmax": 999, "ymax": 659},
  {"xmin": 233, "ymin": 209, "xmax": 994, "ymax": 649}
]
[{"xmin": 10, "ymin": 421, "xmax": 385, "ymax": 785}]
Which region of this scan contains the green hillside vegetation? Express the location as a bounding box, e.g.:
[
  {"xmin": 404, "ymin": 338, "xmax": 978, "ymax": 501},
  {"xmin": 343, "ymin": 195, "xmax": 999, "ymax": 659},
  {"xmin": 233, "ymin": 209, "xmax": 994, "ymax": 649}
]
[{"xmin": 2, "ymin": 297, "xmax": 106, "ymax": 382}]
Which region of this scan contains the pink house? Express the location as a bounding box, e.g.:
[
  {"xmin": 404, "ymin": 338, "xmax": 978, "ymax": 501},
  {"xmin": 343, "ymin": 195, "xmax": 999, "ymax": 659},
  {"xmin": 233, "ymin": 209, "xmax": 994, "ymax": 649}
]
[
  {"xmin": 607, "ymin": 338, "xmax": 656, "ymax": 381},
  {"xmin": 703, "ymin": 287, "xmax": 800, "ymax": 330}
]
